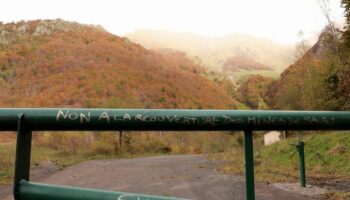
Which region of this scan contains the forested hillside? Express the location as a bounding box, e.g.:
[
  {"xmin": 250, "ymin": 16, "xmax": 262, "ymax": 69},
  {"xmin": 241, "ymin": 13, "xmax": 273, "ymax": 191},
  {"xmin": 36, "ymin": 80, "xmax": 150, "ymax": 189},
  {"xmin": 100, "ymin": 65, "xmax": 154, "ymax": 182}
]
[
  {"xmin": 240, "ymin": 0, "xmax": 350, "ymax": 111},
  {"xmin": 0, "ymin": 20, "xmax": 245, "ymax": 184},
  {"xmin": 0, "ymin": 19, "xmax": 241, "ymax": 109},
  {"xmin": 265, "ymin": 36, "xmax": 322, "ymax": 110},
  {"xmin": 234, "ymin": 75, "xmax": 273, "ymax": 109},
  {"xmin": 264, "ymin": 20, "xmax": 350, "ymax": 111},
  {"xmin": 232, "ymin": 7, "xmax": 350, "ymax": 112}
]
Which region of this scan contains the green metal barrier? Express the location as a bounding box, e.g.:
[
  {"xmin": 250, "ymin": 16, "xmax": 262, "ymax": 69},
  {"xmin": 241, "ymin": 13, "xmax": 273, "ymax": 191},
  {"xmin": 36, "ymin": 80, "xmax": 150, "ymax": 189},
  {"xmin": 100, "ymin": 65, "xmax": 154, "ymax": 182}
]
[
  {"xmin": 18, "ymin": 181, "xmax": 184, "ymax": 200},
  {"xmin": 1, "ymin": 108, "xmax": 350, "ymax": 131},
  {"xmin": 2, "ymin": 108, "xmax": 350, "ymax": 200}
]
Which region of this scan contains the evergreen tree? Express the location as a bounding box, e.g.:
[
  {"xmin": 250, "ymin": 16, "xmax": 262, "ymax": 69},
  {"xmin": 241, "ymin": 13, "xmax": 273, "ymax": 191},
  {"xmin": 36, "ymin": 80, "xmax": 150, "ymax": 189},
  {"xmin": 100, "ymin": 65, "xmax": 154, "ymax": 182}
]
[
  {"xmin": 340, "ymin": 0, "xmax": 350, "ymax": 110},
  {"xmin": 342, "ymin": 0, "xmax": 350, "ymax": 46}
]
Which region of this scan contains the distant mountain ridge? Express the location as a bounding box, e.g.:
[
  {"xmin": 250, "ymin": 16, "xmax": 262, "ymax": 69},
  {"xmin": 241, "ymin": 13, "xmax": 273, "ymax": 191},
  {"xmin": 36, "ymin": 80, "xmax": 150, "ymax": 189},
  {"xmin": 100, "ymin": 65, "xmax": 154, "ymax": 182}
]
[{"xmin": 126, "ymin": 29, "xmax": 295, "ymax": 79}]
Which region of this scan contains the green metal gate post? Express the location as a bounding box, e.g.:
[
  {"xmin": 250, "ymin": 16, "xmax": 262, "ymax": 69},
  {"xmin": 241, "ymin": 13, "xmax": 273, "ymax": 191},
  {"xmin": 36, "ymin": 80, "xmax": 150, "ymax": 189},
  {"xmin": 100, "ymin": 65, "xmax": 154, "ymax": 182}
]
[
  {"xmin": 244, "ymin": 130, "xmax": 255, "ymax": 200},
  {"xmin": 297, "ymin": 141, "xmax": 306, "ymax": 187},
  {"xmin": 13, "ymin": 114, "xmax": 32, "ymax": 200}
]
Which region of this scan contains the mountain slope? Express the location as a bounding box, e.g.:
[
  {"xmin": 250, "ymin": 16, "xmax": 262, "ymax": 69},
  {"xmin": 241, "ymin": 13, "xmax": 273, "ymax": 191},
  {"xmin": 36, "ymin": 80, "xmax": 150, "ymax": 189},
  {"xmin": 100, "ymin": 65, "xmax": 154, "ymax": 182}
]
[
  {"xmin": 265, "ymin": 31, "xmax": 325, "ymax": 110},
  {"xmin": 126, "ymin": 29, "xmax": 294, "ymax": 79},
  {"xmin": 0, "ymin": 19, "xmax": 241, "ymax": 109}
]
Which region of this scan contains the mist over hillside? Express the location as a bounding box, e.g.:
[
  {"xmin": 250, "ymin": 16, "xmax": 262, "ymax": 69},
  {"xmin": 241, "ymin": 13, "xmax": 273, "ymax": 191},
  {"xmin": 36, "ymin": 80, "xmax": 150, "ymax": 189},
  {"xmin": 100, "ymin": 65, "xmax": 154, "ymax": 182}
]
[{"xmin": 127, "ymin": 29, "xmax": 295, "ymax": 79}]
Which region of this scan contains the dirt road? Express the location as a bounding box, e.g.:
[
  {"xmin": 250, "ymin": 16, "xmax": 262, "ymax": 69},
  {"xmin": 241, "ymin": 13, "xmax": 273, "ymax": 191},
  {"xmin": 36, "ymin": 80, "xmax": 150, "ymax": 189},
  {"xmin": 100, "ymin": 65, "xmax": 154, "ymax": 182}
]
[{"xmin": 2, "ymin": 155, "xmax": 314, "ymax": 200}]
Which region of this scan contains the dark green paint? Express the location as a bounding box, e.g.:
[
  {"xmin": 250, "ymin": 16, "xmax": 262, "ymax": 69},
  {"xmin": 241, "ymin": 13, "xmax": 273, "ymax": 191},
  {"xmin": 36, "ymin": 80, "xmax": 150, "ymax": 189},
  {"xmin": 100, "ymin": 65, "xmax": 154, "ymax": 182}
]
[
  {"xmin": 18, "ymin": 181, "xmax": 186, "ymax": 200},
  {"xmin": 14, "ymin": 114, "xmax": 32, "ymax": 200},
  {"xmin": 1, "ymin": 108, "xmax": 350, "ymax": 131},
  {"xmin": 244, "ymin": 130, "xmax": 255, "ymax": 200},
  {"xmin": 297, "ymin": 141, "xmax": 306, "ymax": 187}
]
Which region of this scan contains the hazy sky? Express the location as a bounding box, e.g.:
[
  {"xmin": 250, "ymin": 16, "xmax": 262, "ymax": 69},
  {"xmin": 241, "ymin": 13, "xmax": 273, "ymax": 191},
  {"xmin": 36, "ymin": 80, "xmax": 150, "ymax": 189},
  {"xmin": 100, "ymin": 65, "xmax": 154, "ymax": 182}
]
[{"xmin": 1, "ymin": 0, "xmax": 345, "ymax": 44}]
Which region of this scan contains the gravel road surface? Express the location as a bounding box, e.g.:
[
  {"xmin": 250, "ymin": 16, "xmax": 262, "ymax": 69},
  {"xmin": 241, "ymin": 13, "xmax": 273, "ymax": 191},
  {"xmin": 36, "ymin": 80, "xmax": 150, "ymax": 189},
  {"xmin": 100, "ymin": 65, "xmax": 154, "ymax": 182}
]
[{"xmin": 2, "ymin": 155, "xmax": 315, "ymax": 200}]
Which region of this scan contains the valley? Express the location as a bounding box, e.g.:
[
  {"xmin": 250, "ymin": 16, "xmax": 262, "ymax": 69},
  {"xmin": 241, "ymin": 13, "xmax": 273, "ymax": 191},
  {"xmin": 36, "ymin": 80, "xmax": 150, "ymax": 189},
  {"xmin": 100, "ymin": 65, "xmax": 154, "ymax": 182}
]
[{"xmin": 1, "ymin": 13, "xmax": 350, "ymax": 200}]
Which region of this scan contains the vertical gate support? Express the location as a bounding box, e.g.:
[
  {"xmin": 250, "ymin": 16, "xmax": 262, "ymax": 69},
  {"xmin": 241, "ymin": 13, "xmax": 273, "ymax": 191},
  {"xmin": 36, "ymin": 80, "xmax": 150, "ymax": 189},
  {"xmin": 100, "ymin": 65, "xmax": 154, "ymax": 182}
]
[
  {"xmin": 13, "ymin": 114, "xmax": 32, "ymax": 200},
  {"xmin": 297, "ymin": 141, "xmax": 306, "ymax": 187},
  {"xmin": 119, "ymin": 130, "xmax": 123, "ymax": 152},
  {"xmin": 244, "ymin": 130, "xmax": 255, "ymax": 200}
]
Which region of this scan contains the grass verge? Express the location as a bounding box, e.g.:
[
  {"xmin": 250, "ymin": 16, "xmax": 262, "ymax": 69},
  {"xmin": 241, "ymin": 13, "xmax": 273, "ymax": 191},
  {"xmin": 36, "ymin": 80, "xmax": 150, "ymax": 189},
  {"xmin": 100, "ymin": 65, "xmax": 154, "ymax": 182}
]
[{"xmin": 209, "ymin": 131, "xmax": 350, "ymax": 200}]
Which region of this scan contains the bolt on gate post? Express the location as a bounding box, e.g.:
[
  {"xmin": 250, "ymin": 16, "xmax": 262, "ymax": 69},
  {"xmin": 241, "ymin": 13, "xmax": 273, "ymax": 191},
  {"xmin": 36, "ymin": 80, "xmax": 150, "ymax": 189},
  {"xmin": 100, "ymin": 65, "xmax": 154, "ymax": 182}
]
[{"xmin": 1, "ymin": 109, "xmax": 350, "ymax": 200}]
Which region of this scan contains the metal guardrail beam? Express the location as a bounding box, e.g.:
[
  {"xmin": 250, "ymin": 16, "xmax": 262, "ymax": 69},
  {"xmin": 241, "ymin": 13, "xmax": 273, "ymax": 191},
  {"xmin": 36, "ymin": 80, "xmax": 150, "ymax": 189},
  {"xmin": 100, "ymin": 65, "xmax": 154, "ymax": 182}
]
[
  {"xmin": 18, "ymin": 181, "xmax": 185, "ymax": 200},
  {"xmin": 1, "ymin": 108, "xmax": 350, "ymax": 131}
]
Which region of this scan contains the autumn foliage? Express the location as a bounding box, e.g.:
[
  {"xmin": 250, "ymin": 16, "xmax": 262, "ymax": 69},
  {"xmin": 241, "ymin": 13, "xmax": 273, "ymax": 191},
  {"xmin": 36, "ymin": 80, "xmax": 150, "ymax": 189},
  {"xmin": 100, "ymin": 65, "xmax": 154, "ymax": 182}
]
[
  {"xmin": 0, "ymin": 20, "xmax": 239, "ymax": 109},
  {"xmin": 235, "ymin": 75, "xmax": 273, "ymax": 109}
]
